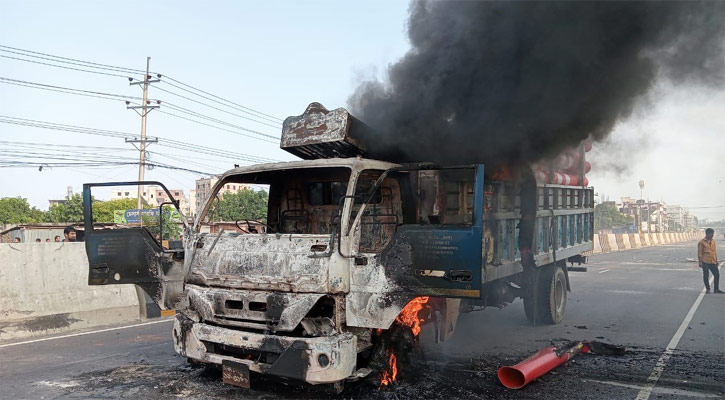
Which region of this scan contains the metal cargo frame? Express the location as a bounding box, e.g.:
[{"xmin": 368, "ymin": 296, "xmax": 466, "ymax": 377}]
[{"xmin": 483, "ymin": 183, "xmax": 594, "ymax": 282}]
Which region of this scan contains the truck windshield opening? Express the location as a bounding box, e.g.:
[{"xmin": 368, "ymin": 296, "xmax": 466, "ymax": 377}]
[{"xmin": 200, "ymin": 167, "xmax": 352, "ymax": 235}]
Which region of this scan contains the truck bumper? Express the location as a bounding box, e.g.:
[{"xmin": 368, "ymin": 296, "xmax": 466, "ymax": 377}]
[{"xmin": 173, "ymin": 314, "xmax": 357, "ymax": 384}]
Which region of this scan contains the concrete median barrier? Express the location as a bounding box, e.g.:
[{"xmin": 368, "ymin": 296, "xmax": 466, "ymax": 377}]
[
  {"xmin": 588, "ymin": 230, "xmax": 699, "ymax": 258},
  {"xmin": 620, "ymin": 234, "xmax": 632, "ymax": 250},
  {"xmin": 0, "ymin": 243, "xmax": 140, "ymax": 342},
  {"xmin": 629, "ymin": 233, "xmax": 640, "ymax": 248},
  {"xmin": 599, "ymin": 234, "xmax": 611, "ymax": 252},
  {"xmin": 592, "ymin": 234, "xmax": 602, "ymax": 254}
]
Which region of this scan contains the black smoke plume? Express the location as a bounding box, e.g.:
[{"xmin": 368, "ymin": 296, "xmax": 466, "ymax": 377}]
[{"xmin": 348, "ymin": 1, "xmax": 724, "ymax": 166}]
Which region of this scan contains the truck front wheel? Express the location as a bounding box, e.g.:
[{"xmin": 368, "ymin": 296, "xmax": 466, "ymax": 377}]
[{"xmin": 523, "ymin": 264, "xmax": 567, "ymax": 325}]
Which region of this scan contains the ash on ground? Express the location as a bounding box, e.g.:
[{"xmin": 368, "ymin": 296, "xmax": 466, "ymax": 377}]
[{"xmin": 47, "ymin": 347, "xmax": 724, "ymax": 399}]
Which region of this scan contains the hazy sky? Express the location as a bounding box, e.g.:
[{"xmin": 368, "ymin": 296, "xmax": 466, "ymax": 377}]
[{"xmin": 1, "ymin": 1, "xmax": 723, "ymax": 221}]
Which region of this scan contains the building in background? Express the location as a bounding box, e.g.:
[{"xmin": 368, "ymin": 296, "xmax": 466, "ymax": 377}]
[
  {"xmin": 48, "ymin": 186, "xmax": 75, "ymax": 208},
  {"xmin": 110, "ymin": 186, "xmax": 161, "ymax": 206},
  {"xmin": 194, "ymin": 177, "xmax": 250, "ymax": 218},
  {"xmin": 109, "ymin": 186, "xmax": 195, "ymax": 219},
  {"xmin": 188, "ymin": 189, "xmax": 197, "ymax": 218},
  {"xmin": 667, "ymin": 205, "xmax": 687, "ymax": 232},
  {"xmin": 153, "ymin": 188, "xmax": 188, "ymax": 215},
  {"xmin": 618, "ymin": 197, "xmax": 638, "ymax": 217},
  {"xmin": 640, "ymin": 201, "xmax": 668, "ymax": 233},
  {"xmin": 684, "ymin": 211, "xmax": 696, "ymax": 230}
]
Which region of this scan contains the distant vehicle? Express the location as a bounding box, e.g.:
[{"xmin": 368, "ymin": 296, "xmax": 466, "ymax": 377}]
[{"xmin": 81, "ymin": 103, "xmax": 594, "ymax": 389}]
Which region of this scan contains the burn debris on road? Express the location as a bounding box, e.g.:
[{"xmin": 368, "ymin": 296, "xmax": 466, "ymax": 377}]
[{"xmin": 44, "ymin": 342, "xmax": 723, "ymax": 400}]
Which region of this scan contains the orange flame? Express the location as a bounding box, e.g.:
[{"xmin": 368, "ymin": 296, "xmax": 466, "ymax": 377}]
[
  {"xmin": 380, "ymin": 350, "xmax": 398, "ymax": 386},
  {"xmin": 395, "ymin": 296, "xmax": 430, "ymax": 336},
  {"xmin": 378, "ymin": 297, "xmax": 431, "ymax": 387},
  {"xmin": 490, "ymin": 165, "xmax": 513, "ymax": 181}
]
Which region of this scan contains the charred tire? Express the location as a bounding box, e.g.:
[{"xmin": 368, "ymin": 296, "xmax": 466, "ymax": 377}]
[{"xmin": 523, "ymin": 264, "xmax": 567, "ymax": 325}]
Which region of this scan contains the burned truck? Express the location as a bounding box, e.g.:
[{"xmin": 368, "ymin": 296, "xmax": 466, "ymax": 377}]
[{"xmin": 82, "ymin": 103, "xmax": 593, "ymax": 388}]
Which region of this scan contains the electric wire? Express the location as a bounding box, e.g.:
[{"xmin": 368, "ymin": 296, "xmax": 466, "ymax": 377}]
[
  {"xmin": 1, "ymin": 77, "xmax": 281, "ymax": 146},
  {"xmin": 0, "ymin": 159, "xmax": 212, "ymax": 175},
  {"xmin": 0, "ymin": 116, "xmax": 280, "ymax": 163},
  {"xmin": 0, "ymin": 54, "xmax": 132, "ymax": 79},
  {"xmin": 0, "ymin": 44, "xmax": 146, "ymax": 74},
  {"xmin": 0, "ymin": 77, "xmax": 143, "ymax": 101},
  {"xmin": 152, "ymin": 85, "xmax": 282, "ymax": 129},
  {"xmin": 160, "ymin": 102, "xmax": 278, "ymax": 141},
  {"xmin": 162, "ymin": 77, "xmax": 284, "ymax": 122},
  {"xmin": 156, "ymin": 109, "xmax": 279, "ymax": 145},
  {"xmin": 0, "ymin": 44, "xmax": 283, "ymax": 123}
]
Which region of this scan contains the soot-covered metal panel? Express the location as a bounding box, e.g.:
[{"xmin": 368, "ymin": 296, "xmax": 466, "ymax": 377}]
[{"xmin": 281, "ymin": 102, "xmax": 374, "ymax": 160}]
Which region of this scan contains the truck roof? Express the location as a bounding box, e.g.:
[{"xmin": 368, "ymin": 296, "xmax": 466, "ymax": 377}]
[{"xmin": 215, "ymin": 157, "xmax": 402, "ymax": 181}]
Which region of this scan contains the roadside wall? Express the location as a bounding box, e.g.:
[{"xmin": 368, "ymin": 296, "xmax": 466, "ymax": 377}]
[
  {"xmin": 0, "ymin": 243, "xmax": 139, "ymax": 342},
  {"xmin": 589, "ymin": 231, "xmax": 701, "ymax": 256}
]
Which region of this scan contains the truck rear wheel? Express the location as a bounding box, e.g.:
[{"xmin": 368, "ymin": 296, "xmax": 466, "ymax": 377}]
[{"xmin": 523, "ymin": 264, "xmax": 567, "ymax": 325}]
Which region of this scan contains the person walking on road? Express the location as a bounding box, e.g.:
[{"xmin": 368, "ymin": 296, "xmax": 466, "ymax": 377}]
[{"xmin": 698, "ymin": 228, "xmax": 722, "ymax": 294}]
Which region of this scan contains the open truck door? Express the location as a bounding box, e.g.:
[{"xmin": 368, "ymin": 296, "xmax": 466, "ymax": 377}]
[
  {"xmin": 83, "ymin": 181, "xmax": 188, "ymax": 310},
  {"xmin": 358, "ymin": 165, "xmax": 485, "ymax": 299}
]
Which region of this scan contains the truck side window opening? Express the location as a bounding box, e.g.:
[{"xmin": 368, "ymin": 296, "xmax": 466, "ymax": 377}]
[
  {"xmin": 353, "ymin": 170, "xmax": 402, "ymax": 252},
  {"xmin": 416, "ymin": 168, "xmax": 475, "ymax": 225},
  {"xmin": 306, "ymin": 181, "xmax": 348, "ymax": 206}
]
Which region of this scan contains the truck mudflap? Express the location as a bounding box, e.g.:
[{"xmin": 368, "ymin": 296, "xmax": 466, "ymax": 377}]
[{"xmin": 174, "ymin": 315, "xmax": 357, "ymax": 385}]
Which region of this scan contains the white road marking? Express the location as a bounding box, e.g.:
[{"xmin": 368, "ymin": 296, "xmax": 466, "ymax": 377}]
[
  {"xmin": 36, "ymin": 380, "xmax": 81, "ymax": 389},
  {"xmin": 634, "ymin": 274, "xmax": 715, "ymax": 400},
  {"xmin": 0, "ymin": 318, "xmax": 175, "ymax": 349},
  {"xmin": 586, "ymin": 379, "xmax": 721, "ymax": 398},
  {"xmin": 598, "ymin": 269, "xmax": 611, "ymax": 274}
]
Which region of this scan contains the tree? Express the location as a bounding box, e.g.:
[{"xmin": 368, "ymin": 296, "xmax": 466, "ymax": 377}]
[
  {"xmin": 594, "ymin": 201, "xmax": 634, "ymax": 231},
  {"xmin": 92, "ymin": 198, "xmax": 138, "ymax": 223},
  {"xmin": 212, "ymin": 189, "xmax": 269, "ymax": 222},
  {"xmin": 141, "ymin": 209, "xmax": 183, "ymax": 240},
  {"xmin": 43, "ymin": 203, "xmax": 67, "ymax": 223},
  {"xmin": 42, "ymin": 194, "xmax": 86, "ymax": 223},
  {"xmin": 0, "ymin": 197, "xmax": 44, "ymax": 224}
]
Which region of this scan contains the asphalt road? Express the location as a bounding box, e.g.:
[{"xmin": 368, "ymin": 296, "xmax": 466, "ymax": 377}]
[{"xmin": 0, "ymin": 240, "xmax": 723, "ymax": 399}]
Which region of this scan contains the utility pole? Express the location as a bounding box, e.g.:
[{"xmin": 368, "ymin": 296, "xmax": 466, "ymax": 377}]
[{"xmin": 126, "ymin": 57, "xmax": 160, "ymax": 209}]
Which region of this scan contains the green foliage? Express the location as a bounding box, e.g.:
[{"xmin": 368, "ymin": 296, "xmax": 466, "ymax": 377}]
[
  {"xmin": 211, "ymin": 189, "xmax": 268, "ymax": 222},
  {"xmin": 594, "ymin": 202, "xmax": 634, "ymax": 231},
  {"xmin": 93, "ymin": 198, "xmax": 138, "ymax": 223},
  {"xmin": 2, "ymin": 192, "xmax": 184, "ymax": 231},
  {"xmin": 43, "ymin": 194, "xmax": 86, "ymax": 223},
  {"xmin": 0, "ymin": 197, "xmax": 44, "ymax": 224},
  {"xmin": 43, "ymin": 203, "xmax": 67, "ymax": 223},
  {"xmin": 141, "ymin": 210, "xmax": 183, "ymax": 240}
]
